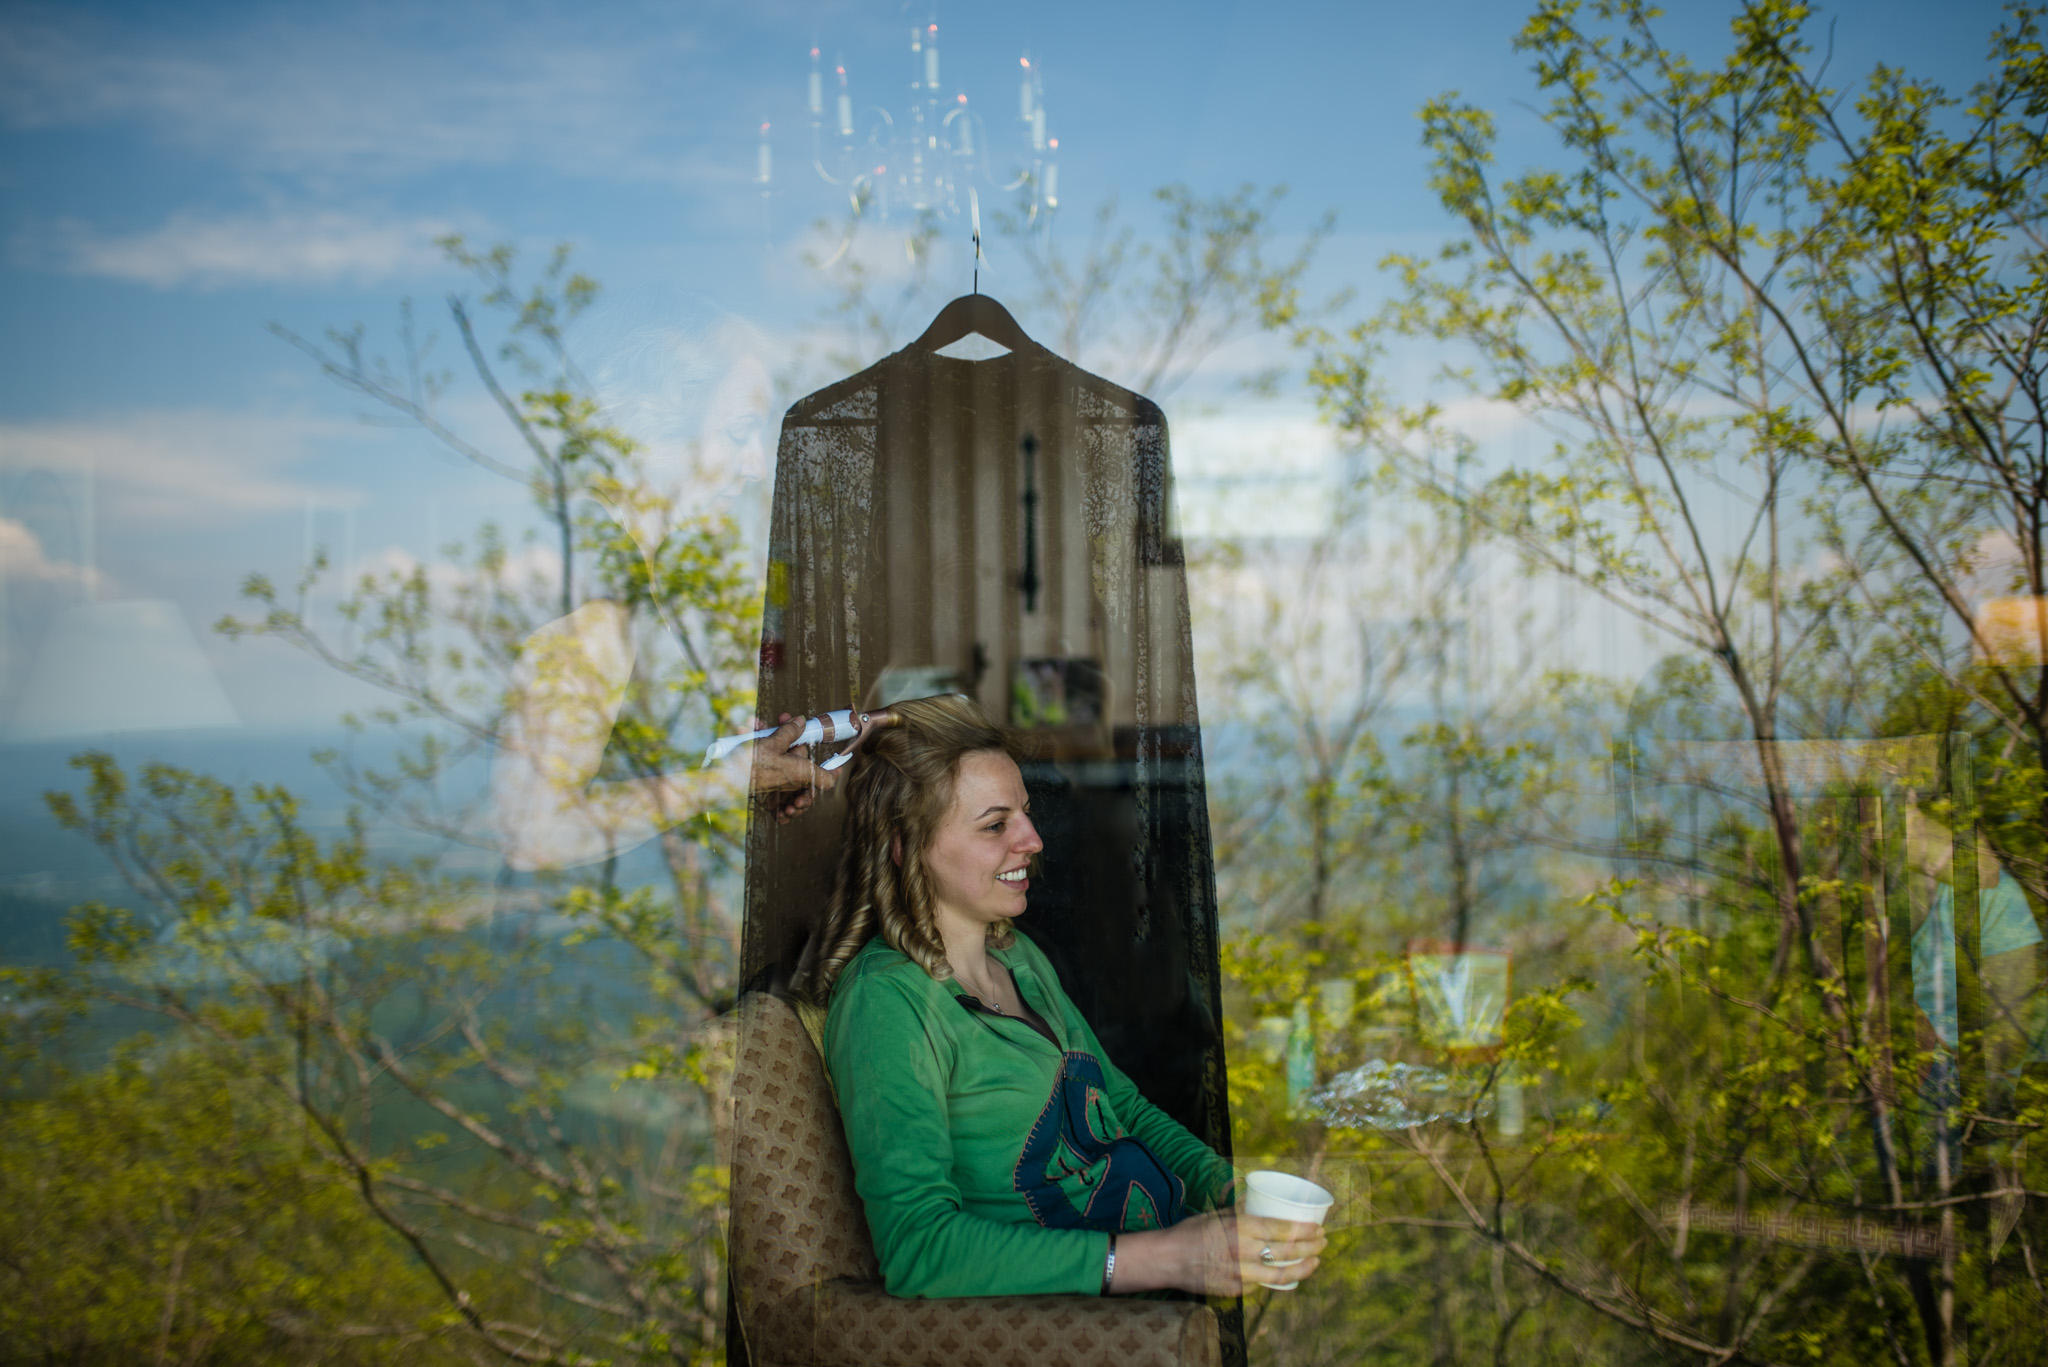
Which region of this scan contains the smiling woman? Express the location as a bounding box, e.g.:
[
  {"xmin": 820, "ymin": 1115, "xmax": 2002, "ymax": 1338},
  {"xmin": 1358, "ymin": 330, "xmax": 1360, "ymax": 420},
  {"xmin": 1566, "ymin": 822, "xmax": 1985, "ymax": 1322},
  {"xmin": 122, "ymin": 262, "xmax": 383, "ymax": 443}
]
[{"xmin": 791, "ymin": 695, "xmax": 1324, "ymax": 1305}]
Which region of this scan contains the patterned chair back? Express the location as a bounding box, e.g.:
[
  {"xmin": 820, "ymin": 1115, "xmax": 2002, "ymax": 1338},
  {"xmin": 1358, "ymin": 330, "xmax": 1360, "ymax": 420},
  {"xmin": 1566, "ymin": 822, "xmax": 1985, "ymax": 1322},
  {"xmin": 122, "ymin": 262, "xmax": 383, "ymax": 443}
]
[
  {"xmin": 729, "ymin": 992, "xmax": 881, "ymax": 1357},
  {"xmin": 728, "ymin": 991, "xmax": 1220, "ymax": 1367}
]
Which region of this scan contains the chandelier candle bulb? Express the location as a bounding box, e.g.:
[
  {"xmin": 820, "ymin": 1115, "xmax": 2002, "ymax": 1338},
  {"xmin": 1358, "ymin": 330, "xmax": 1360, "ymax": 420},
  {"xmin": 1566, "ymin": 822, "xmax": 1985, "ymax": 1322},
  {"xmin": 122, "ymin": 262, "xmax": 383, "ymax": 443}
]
[
  {"xmin": 1032, "ymin": 106, "xmax": 1046, "ymax": 150},
  {"xmin": 1020, "ymin": 59, "xmax": 1034, "ymax": 119},
  {"xmin": 955, "ymin": 99, "xmax": 974, "ymax": 155},
  {"xmin": 926, "ymin": 27, "xmax": 939, "ymax": 88},
  {"xmin": 808, "ymin": 57, "xmax": 823, "ymax": 117}
]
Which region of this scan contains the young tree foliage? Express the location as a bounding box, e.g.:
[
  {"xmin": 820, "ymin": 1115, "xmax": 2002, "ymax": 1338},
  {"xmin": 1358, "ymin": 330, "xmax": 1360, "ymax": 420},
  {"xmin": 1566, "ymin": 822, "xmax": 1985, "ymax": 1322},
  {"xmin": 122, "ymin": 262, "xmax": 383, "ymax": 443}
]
[{"xmin": 1280, "ymin": 3, "xmax": 2048, "ymax": 1364}]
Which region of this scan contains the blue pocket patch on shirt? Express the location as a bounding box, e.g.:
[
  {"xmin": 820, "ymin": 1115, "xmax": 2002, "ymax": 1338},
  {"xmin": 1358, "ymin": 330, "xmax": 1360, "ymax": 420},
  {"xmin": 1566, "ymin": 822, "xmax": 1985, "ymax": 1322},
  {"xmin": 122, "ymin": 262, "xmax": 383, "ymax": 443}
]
[{"xmin": 1014, "ymin": 1050, "xmax": 1185, "ymax": 1232}]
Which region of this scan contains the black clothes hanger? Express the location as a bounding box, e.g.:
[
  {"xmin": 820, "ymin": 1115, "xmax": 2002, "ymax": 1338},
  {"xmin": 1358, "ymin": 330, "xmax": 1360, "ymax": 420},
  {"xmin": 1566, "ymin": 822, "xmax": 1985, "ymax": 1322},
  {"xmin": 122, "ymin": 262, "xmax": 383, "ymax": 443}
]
[
  {"xmin": 910, "ymin": 192, "xmax": 1034, "ymax": 357},
  {"xmin": 910, "ymin": 293, "xmax": 1036, "ymax": 355}
]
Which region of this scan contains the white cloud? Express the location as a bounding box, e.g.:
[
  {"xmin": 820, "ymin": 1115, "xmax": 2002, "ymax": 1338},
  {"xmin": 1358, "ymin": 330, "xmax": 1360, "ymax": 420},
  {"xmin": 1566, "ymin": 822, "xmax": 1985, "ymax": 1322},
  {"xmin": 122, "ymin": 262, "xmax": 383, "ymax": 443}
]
[
  {"xmin": 357, "ymin": 540, "xmax": 563, "ymax": 599},
  {"xmin": 1174, "ymin": 407, "xmax": 1337, "ymax": 477},
  {"xmin": 0, "ymin": 5, "xmax": 721, "ymax": 185},
  {"xmin": 0, "ymin": 410, "xmax": 359, "ymax": 525},
  {"xmin": 1171, "ymin": 406, "xmax": 1343, "ymax": 539},
  {"xmin": 42, "ymin": 209, "xmax": 462, "ymax": 289},
  {"xmin": 0, "ymin": 516, "xmax": 103, "ymax": 592},
  {"xmin": 1436, "ymin": 394, "xmax": 1540, "ymax": 445}
]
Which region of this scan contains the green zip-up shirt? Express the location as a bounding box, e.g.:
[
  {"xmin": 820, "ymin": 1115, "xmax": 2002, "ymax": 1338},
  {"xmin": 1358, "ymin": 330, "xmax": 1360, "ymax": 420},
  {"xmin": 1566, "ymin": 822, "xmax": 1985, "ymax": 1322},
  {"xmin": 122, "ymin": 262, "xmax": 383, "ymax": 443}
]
[{"xmin": 824, "ymin": 929, "xmax": 1234, "ymax": 1299}]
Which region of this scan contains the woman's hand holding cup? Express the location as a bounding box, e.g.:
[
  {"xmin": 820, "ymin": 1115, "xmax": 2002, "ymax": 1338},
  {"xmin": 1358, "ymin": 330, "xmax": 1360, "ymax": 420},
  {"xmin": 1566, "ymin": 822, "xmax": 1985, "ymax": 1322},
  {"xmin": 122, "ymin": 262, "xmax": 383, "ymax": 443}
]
[
  {"xmin": 1229, "ymin": 1212, "xmax": 1327, "ymax": 1292},
  {"xmin": 1240, "ymin": 1170, "xmax": 1334, "ymax": 1291},
  {"xmin": 1114, "ymin": 1197, "xmax": 1329, "ymax": 1296}
]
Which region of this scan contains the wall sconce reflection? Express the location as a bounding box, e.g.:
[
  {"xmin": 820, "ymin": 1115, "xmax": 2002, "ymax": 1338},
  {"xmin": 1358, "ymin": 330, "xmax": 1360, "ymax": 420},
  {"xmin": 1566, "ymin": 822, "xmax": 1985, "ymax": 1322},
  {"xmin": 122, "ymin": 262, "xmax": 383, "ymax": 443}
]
[{"xmin": 1406, "ymin": 942, "xmax": 1510, "ymax": 1056}]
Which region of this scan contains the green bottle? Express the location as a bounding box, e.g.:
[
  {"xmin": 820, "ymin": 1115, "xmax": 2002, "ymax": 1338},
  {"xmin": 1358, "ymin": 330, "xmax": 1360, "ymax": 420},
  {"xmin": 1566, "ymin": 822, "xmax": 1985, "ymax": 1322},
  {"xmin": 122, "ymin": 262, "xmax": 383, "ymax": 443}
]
[{"xmin": 1285, "ymin": 999, "xmax": 1315, "ymax": 1109}]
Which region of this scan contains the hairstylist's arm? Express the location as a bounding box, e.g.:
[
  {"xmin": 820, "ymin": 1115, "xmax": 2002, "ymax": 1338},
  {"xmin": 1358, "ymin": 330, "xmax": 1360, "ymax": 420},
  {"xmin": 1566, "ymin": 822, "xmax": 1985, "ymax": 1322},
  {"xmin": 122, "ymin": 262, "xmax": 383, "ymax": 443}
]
[
  {"xmin": 1110, "ymin": 1212, "xmax": 1326, "ymax": 1296},
  {"xmin": 492, "ymin": 602, "xmax": 835, "ymax": 868}
]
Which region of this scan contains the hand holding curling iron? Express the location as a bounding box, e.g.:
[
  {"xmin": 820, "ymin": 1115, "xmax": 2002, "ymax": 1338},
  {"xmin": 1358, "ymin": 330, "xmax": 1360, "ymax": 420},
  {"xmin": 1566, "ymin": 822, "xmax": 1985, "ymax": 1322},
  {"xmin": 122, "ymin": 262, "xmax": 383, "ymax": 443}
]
[
  {"xmin": 703, "ymin": 708, "xmax": 893, "ymax": 770},
  {"xmin": 709, "ymin": 707, "xmax": 903, "ymax": 823}
]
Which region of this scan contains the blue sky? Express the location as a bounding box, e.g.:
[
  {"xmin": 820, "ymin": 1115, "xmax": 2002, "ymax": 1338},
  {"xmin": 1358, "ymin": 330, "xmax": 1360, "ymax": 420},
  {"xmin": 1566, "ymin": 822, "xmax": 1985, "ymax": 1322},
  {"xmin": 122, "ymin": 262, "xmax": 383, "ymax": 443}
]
[{"xmin": 0, "ymin": 0, "xmax": 2015, "ymax": 750}]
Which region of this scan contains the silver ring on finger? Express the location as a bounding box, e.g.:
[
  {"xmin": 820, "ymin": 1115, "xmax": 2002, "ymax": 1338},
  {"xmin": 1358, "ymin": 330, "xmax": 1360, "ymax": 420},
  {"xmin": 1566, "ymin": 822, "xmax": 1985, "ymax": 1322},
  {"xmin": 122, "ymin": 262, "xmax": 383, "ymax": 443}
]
[{"xmin": 1259, "ymin": 1245, "xmax": 1277, "ymax": 1266}]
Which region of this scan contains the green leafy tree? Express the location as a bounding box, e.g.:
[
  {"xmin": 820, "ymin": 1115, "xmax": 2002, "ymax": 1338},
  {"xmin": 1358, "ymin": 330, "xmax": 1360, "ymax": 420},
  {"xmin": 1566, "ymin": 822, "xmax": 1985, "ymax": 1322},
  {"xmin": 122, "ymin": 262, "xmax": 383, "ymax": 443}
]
[
  {"xmin": 1283, "ymin": 3, "xmax": 2048, "ymax": 1364},
  {"xmin": 1203, "ymin": 505, "xmax": 1611, "ymax": 1365},
  {"xmin": 24, "ymin": 750, "xmax": 747, "ymax": 1364},
  {"xmin": 6, "ymin": 241, "xmax": 764, "ymax": 1365},
  {"xmin": 0, "ymin": 1042, "xmax": 475, "ymax": 1365}
]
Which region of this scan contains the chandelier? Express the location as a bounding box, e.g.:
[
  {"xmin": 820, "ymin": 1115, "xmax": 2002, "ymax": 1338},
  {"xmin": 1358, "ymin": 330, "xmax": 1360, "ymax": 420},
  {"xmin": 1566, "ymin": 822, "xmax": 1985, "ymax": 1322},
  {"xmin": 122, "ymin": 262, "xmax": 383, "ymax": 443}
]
[{"xmin": 755, "ymin": 21, "xmax": 1060, "ymax": 236}]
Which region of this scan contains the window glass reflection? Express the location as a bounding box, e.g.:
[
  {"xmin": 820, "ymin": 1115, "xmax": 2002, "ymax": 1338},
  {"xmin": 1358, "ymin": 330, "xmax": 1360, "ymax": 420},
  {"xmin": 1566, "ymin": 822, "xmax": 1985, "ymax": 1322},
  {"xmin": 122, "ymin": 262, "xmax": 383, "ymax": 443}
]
[{"xmin": 4, "ymin": 3, "xmax": 2045, "ymax": 1364}]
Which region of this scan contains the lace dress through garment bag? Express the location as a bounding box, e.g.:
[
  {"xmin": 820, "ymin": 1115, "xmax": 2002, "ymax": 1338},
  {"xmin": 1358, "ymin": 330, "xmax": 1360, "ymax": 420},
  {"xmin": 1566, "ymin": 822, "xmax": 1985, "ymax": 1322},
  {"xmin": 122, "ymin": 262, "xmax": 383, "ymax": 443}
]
[{"xmin": 741, "ymin": 295, "xmax": 1242, "ymax": 1365}]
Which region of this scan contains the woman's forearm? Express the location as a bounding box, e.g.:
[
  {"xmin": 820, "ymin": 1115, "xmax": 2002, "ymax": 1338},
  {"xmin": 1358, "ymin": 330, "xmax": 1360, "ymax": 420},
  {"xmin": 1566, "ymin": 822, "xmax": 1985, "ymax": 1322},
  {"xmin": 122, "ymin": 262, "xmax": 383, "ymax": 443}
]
[
  {"xmin": 1105, "ymin": 1227, "xmax": 1198, "ymax": 1295},
  {"xmin": 1109, "ymin": 1212, "xmax": 1328, "ymax": 1296}
]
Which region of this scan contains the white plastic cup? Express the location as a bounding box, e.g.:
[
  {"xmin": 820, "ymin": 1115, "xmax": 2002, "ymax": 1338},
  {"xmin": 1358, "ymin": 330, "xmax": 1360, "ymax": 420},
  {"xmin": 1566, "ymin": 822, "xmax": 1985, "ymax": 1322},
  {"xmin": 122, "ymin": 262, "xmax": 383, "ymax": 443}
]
[{"xmin": 1243, "ymin": 1169, "xmax": 1334, "ymax": 1290}]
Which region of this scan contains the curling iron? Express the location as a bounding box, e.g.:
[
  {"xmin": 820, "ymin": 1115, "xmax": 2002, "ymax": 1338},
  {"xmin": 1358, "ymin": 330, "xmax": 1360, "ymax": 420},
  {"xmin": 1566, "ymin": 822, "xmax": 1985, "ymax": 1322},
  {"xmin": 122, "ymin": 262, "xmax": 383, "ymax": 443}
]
[{"xmin": 702, "ymin": 707, "xmax": 899, "ymax": 771}]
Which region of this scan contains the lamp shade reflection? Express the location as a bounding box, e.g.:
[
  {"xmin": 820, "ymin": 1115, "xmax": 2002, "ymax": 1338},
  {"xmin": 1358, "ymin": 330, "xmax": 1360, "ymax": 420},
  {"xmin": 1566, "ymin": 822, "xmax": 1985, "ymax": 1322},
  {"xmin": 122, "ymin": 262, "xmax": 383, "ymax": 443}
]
[
  {"xmin": 4, "ymin": 598, "xmax": 238, "ymax": 742},
  {"xmin": 1976, "ymin": 596, "xmax": 2048, "ymax": 664}
]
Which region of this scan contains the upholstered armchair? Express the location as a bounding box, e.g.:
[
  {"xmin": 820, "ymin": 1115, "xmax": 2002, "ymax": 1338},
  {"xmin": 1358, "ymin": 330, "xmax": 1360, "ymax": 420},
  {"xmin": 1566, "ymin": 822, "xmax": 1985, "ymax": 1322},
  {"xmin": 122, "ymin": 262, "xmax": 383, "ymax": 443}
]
[{"xmin": 727, "ymin": 992, "xmax": 1221, "ymax": 1367}]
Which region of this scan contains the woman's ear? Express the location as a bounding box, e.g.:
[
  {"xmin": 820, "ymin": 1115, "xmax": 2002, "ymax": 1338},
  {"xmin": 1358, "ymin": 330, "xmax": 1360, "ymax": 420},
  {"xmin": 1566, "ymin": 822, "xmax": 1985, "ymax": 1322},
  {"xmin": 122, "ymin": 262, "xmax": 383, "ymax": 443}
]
[{"xmin": 891, "ymin": 833, "xmax": 904, "ymax": 867}]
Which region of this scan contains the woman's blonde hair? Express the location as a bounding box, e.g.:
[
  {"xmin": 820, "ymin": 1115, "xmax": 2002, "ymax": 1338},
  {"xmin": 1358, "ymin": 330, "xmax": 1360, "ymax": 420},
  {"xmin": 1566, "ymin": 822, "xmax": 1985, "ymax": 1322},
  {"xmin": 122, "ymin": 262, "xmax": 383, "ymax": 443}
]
[{"xmin": 795, "ymin": 695, "xmax": 1029, "ymax": 1004}]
